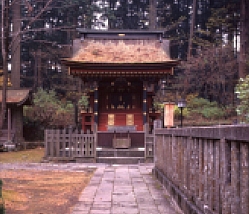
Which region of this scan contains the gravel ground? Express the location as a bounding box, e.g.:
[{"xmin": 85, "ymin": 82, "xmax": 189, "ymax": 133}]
[{"xmin": 0, "ymin": 162, "xmax": 105, "ymax": 172}]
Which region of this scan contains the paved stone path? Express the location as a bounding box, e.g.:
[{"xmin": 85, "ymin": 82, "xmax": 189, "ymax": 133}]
[
  {"xmin": 1, "ymin": 163, "xmax": 182, "ymax": 214},
  {"xmin": 72, "ymin": 164, "xmax": 182, "ymax": 214}
]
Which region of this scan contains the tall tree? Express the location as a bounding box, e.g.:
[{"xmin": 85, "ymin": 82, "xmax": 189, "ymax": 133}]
[
  {"xmin": 181, "ymin": 43, "xmax": 238, "ymax": 106},
  {"xmin": 1, "ymin": 0, "xmax": 10, "ymax": 129},
  {"xmin": 149, "ymin": 0, "xmax": 156, "ymax": 30},
  {"xmin": 20, "ymin": 0, "xmax": 101, "ymax": 89},
  {"xmin": 108, "ymin": 0, "xmax": 150, "ymax": 29},
  {"xmin": 11, "ymin": 0, "xmax": 21, "ymax": 89},
  {"xmin": 187, "ymin": 0, "xmax": 197, "ymax": 59},
  {"xmin": 239, "ymin": 0, "xmax": 249, "ymax": 78},
  {"xmin": 1, "ymin": 0, "xmax": 55, "ymax": 129}
]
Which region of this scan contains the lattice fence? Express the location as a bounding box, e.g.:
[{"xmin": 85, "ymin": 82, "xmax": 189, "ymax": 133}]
[{"xmin": 45, "ymin": 128, "xmax": 96, "ymax": 161}]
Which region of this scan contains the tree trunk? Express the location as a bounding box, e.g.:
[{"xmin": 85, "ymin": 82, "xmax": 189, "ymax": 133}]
[
  {"xmin": 187, "ymin": 0, "xmax": 197, "ymax": 60},
  {"xmin": 1, "ymin": 0, "xmax": 10, "ymax": 130},
  {"xmin": 239, "ymin": 0, "xmax": 249, "ymax": 78},
  {"xmin": 149, "ymin": 0, "xmax": 156, "ymax": 30},
  {"xmin": 11, "ymin": 1, "xmax": 21, "ymax": 89}
]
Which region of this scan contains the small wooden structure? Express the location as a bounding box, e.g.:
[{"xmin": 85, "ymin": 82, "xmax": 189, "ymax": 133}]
[
  {"xmin": 60, "ymin": 30, "xmax": 178, "ymax": 163},
  {"xmin": 0, "ymin": 89, "xmax": 32, "ymax": 145}
]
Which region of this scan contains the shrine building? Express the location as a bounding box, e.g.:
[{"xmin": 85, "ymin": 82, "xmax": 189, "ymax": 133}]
[{"xmin": 62, "ymin": 30, "xmax": 178, "ymax": 152}]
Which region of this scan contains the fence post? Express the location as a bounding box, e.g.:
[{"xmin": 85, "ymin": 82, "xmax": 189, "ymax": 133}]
[
  {"xmin": 80, "ymin": 130, "xmax": 84, "ymax": 157},
  {"xmin": 183, "ymin": 136, "xmax": 188, "ymax": 195},
  {"xmin": 55, "ymin": 129, "xmax": 60, "ymax": 157},
  {"xmin": 208, "ymin": 140, "xmax": 214, "ymax": 211},
  {"xmin": 240, "ymin": 143, "xmax": 249, "ymax": 214},
  {"xmin": 220, "ymin": 138, "xmax": 231, "ymax": 214},
  {"xmin": 231, "ymin": 141, "xmax": 241, "ymax": 214},
  {"xmin": 68, "ymin": 127, "xmax": 73, "ymax": 158},
  {"xmin": 191, "ymin": 138, "xmax": 198, "ymax": 203},
  {"xmin": 214, "ymin": 140, "xmax": 221, "ymax": 213},
  {"xmin": 51, "ymin": 129, "xmax": 55, "ymax": 157},
  {"xmin": 199, "ymin": 138, "xmax": 205, "ymax": 207},
  {"xmin": 45, "ymin": 130, "xmax": 48, "ymax": 157},
  {"xmin": 61, "ymin": 129, "xmax": 66, "ymax": 158}
]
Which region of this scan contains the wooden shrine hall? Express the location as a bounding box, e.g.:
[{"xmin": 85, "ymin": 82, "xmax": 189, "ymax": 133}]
[{"xmin": 62, "ymin": 30, "xmax": 178, "ymax": 161}]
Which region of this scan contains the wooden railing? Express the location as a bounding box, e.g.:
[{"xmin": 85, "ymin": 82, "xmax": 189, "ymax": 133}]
[
  {"xmin": 45, "ymin": 128, "xmax": 96, "ymax": 162},
  {"xmin": 45, "ymin": 123, "xmax": 156, "ymax": 162},
  {"xmin": 154, "ymin": 125, "xmax": 249, "ymax": 214}
]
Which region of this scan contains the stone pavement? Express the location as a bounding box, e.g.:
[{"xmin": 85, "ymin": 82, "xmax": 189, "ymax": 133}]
[
  {"xmin": 72, "ymin": 164, "xmax": 183, "ymax": 214},
  {"xmin": 0, "ymin": 163, "xmax": 182, "ymax": 213}
]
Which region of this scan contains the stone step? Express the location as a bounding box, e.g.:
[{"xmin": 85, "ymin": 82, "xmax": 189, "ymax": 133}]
[
  {"xmin": 96, "ymin": 148, "xmax": 145, "ymax": 158},
  {"xmin": 96, "ymin": 157, "xmax": 145, "ymax": 164}
]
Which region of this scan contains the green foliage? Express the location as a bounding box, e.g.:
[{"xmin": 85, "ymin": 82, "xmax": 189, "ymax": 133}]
[
  {"xmin": 33, "ymin": 89, "xmax": 58, "ymax": 108},
  {"xmin": 200, "ymin": 106, "xmax": 224, "ymax": 119},
  {"xmin": 235, "ymin": 76, "xmax": 249, "ymax": 122},
  {"xmin": 174, "ymin": 105, "xmax": 189, "ymax": 118},
  {"xmin": 187, "ymin": 97, "xmax": 225, "ymax": 120},
  {"xmin": 78, "ymin": 95, "xmax": 89, "ymax": 109},
  {"xmin": 188, "ymin": 97, "xmax": 217, "ymax": 109},
  {"xmin": 24, "ymin": 88, "xmax": 74, "ymax": 128},
  {"xmin": 153, "ymin": 101, "xmax": 163, "ymax": 112}
]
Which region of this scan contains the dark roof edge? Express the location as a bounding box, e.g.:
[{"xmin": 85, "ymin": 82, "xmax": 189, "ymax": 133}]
[
  {"xmin": 77, "ymin": 29, "xmax": 165, "ymax": 40},
  {"xmin": 62, "ymin": 60, "xmax": 179, "ymax": 69},
  {"xmin": 17, "ymin": 90, "xmax": 32, "ymax": 106},
  {"xmin": 77, "ymin": 29, "xmax": 164, "ymax": 34},
  {"xmin": 0, "ymin": 89, "xmax": 32, "ymax": 106}
]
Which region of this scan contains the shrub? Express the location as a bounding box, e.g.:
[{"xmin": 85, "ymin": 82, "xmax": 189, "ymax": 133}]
[
  {"xmin": 174, "ymin": 105, "xmax": 189, "ymax": 119},
  {"xmin": 187, "ymin": 97, "xmax": 225, "ymax": 120},
  {"xmin": 24, "ymin": 88, "xmax": 74, "ymax": 129},
  {"xmin": 235, "ymin": 76, "xmax": 249, "ymax": 122}
]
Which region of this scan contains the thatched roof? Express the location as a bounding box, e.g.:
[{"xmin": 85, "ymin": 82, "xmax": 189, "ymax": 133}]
[{"xmin": 68, "ymin": 39, "xmax": 172, "ymax": 64}]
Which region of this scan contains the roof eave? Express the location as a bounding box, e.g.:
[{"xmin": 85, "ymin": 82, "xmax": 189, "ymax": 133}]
[
  {"xmin": 0, "ymin": 89, "xmax": 32, "ymax": 106},
  {"xmin": 62, "ymin": 60, "xmax": 179, "ymax": 69},
  {"xmin": 16, "ymin": 92, "xmax": 32, "ymax": 106}
]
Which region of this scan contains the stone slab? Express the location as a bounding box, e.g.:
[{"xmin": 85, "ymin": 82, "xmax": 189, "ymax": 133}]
[{"xmin": 71, "ymin": 164, "xmax": 183, "ymax": 214}]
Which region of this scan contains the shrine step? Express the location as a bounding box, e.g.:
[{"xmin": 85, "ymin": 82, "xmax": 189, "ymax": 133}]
[
  {"xmin": 96, "ymin": 148, "xmax": 145, "ymax": 158},
  {"xmin": 96, "ymin": 157, "xmax": 145, "ymax": 164}
]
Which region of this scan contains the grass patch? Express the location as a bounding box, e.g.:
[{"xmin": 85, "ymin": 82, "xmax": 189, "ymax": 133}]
[{"xmin": 0, "ymin": 148, "xmax": 44, "ymax": 163}]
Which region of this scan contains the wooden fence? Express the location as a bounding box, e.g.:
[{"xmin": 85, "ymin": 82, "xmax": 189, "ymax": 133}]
[
  {"xmin": 45, "ymin": 128, "xmax": 96, "ymax": 162},
  {"xmin": 154, "ymin": 125, "xmax": 249, "ymax": 214},
  {"xmin": 45, "ymin": 125, "xmax": 155, "ymax": 162}
]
